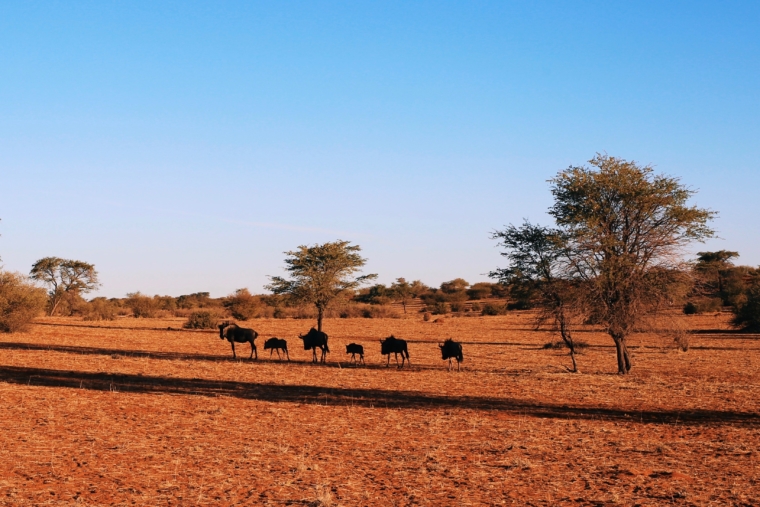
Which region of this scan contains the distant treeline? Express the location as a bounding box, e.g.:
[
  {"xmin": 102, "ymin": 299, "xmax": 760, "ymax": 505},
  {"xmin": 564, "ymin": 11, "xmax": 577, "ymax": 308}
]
[{"xmin": 60, "ymin": 279, "xmax": 517, "ymax": 324}]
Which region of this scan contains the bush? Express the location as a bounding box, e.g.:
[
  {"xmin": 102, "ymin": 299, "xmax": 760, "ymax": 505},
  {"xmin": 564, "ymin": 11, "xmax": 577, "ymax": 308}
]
[
  {"xmin": 430, "ymin": 302, "xmax": 449, "ymax": 315},
  {"xmin": 450, "ymin": 301, "xmax": 466, "ymax": 312},
  {"xmin": 423, "ymin": 312, "xmax": 432, "ymax": 322},
  {"xmin": 125, "ymin": 292, "xmax": 160, "ymax": 318},
  {"xmin": 82, "ymin": 297, "xmax": 118, "ymax": 321},
  {"xmin": 470, "ymin": 302, "xmax": 482, "ymax": 312},
  {"xmin": 183, "ymin": 311, "xmax": 219, "ymax": 329},
  {"xmin": 506, "ymin": 300, "xmax": 531, "ymax": 310},
  {"xmin": 732, "ymin": 284, "xmax": 760, "ymax": 332},
  {"xmin": 683, "ymin": 298, "xmax": 722, "ymax": 315},
  {"xmin": 0, "ymin": 272, "xmax": 47, "ymax": 333},
  {"xmin": 673, "ymin": 334, "xmax": 690, "ymax": 352},
  {"xmin": 482, "ymin": 303, "xmax": 507, "ymax": 316},
  {"xmin": 224, "ymin": 288, "xmax": 261, "ymax": 320}
]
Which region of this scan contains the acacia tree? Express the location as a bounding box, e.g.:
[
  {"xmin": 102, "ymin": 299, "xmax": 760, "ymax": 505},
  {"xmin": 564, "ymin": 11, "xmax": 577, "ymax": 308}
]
[
  {"xmin": 549, "ymin": 154, "xmax": 715, "ymax": 374},
  {"xmin": 491, "ymin": 221, "xmax": 584, "ymax": 372},
  {"xmin": 30, "ymin": 257, "xmax": 100, "ymax": 316},
  {"xmin": 266, "ymin": 240, "xmax": 377, "ymax": 332}
]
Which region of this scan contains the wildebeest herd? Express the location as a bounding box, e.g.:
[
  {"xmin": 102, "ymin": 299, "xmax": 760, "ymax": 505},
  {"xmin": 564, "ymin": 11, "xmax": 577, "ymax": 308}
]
[{"xmin": 218, "ymin": 322, "xmax": 464, "ymax": 370}]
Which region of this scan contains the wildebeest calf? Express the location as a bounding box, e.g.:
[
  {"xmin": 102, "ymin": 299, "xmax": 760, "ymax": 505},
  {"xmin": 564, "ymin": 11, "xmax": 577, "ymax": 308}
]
[
  {"xmin": 380, "ymin": 335, "xmax": 410, "ymax": 368},
  {"xmin": 219, "ymin": 322, "xmax": 258, "ymax": 360},
  {"xmin": 439, "ymin": 338, "xmax": 463, "ymax": 371},
  {"xmin": 299, "ymin": 328, "xmax": 329, "ymax": 363},
  {"xmin": 264, "ymin": 337, "xmax": 289, "ymax": 361},
  {"xmin": 345, "ymin": 343, "xmax": 365, "ymax": 365}
]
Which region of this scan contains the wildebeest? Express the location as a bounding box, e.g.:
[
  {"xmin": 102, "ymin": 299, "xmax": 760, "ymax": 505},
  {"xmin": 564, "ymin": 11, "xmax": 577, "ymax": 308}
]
[
  {"xmin": 264, "ymin": 337, "xmax": 289, "ymax": 361},
  {"xmin": 439, "ymin": 338, "xmax": 463, "ymax": 371},
  {"xmin": 218, "ymin": 322, "xmax": 258, "ymax": 359},
  {"xmin": 345, "ymin": 343, "xmax": 365, "ymax": 365},
  {"xmin": 299, "ymin": 328, "xmax": 329, "ymax": 363},
  {"xmin": 380, "ymin": 335, "xmax": 410, "ymax": 368}
]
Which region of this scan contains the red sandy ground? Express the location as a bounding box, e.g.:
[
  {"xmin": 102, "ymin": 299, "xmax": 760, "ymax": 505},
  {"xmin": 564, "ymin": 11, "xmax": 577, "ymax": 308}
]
[{"xmin": 0, "ymin": 312, "xmax": 758, "ymax": 506}]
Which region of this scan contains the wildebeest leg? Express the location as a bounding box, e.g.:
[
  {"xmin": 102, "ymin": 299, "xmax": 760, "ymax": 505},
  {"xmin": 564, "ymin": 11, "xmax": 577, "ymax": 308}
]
[
  {"xmin": 231, "ymin": 341, "xmax": 236, "ymax": 359},
  {"xmin": 285, "ymin": 349, "xmax": 290, "ymax": 361},
  {"xmin": 457, "ymin": 359, "xmax": 461, "ymax": 372},
  {"xmin": 276, "ymin": 349, "xmax": 282, "ymax": 360},
  {"xmin": 321, "ymin": 346, "xmax": 327, "ymax": 364},
  {"xmin": 386, "ymin": 354, "xmax": 390, "ymax": 367},
  {"xmin": 360, "ymin": 354, "xmax": 365, "ymax": 365},
  {"xmin": 270, "ymin": 349, "xmax": 274, "ymax": 358},
  {"xmin": 312, "ymin": 348, "xmax": 317, "ymax": 363}
]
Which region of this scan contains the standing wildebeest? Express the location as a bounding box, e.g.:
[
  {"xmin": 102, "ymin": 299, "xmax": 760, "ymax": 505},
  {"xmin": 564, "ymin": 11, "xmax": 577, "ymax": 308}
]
[
  {"xmin": 439, "ymin": 338, "xmax": 463, "ymax": 371},
  {"xmin": 380, "ymin": 335, "xmax": 410, "ymax": 368},
  {"xmin": 264, "ymin": 337, "xmax": 289, "ymax": 361},
  {"xmin": 299, "ymin": 328, "xmax": 329, "ymax": 363},
  {"xmin": 218, "ymin": 322, "xmax": 258, "ymax": 359},
  {"xmin": 345, "ymin": 343, "xmax": 365, "ymax": 365}
]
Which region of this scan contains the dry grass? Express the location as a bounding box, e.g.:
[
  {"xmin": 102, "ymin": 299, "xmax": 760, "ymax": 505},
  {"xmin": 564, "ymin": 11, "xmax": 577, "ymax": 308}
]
[{"xmin": 0, "ymin": 311, "xmax": 758, "ymax": 505}]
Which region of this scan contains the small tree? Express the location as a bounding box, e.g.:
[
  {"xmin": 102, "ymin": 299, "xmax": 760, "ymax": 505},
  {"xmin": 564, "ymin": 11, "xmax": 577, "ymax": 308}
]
[
  {"xmin": 389, "ymin": 278, "xmax": 429, "ymax": 313},
  {"xmin": 30, "ymin": 257, "xmax": 99, "ymax": 316},
  {"xmin": 0, "ymin": 271, "xmax": 48, "ymax": 332},
  {"xmin": 491, "ymin": 221, "xmax": 584, "ymax": 372},
  {"xmin": 549, "ymin": 154, "xmax": 715, "ymax": 374},
  {"xmin": 266, "ymin": 240, "xmax": 377, "ymax": 331}
]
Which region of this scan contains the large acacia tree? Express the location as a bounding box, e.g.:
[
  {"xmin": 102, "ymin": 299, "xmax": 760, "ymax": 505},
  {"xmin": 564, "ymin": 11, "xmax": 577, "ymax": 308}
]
[
  {"xmin": 266, "ymin": 240, "xmax": 377, "ymax": 332},
  {"xmin": 30, "ymin": 257, "xmax": 100, "ymax": 316},
  {"xmin": 549, "ymin": 154, "xmax": 715, "ymax": 374}
]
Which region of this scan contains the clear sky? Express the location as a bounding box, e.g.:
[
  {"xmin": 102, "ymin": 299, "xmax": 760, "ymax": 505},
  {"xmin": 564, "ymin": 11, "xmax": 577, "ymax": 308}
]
[{"xmin": 1, "ymin": 1, "xmax": 758, "ymax": 298}]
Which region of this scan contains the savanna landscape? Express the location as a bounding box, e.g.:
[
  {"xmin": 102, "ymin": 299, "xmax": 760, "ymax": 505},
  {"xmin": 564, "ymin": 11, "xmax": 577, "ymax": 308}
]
[
  {"xmin": 3, "ymin": 4, "xmax": 760, "ymax": 506},
  {"xmin": 0, "ymin": 309, "xmax": 757, "ymax": 506}
]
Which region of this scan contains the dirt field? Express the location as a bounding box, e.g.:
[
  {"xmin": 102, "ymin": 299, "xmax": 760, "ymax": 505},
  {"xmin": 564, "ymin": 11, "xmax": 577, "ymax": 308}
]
[{"xmin": 0, "ymin": 312, "xmax": 758, "ymax": 506}]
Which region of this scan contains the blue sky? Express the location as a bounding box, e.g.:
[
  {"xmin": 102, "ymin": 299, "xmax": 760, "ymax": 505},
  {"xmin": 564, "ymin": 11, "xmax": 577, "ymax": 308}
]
[{"xmin": 1, "ymin": 1, "xmax": 758, "ymax": 298}]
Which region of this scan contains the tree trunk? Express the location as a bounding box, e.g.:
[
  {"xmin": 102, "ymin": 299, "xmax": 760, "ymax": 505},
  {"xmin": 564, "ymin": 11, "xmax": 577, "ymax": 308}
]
[
  {"xmin": 49, "ymin": 296, "xmax": 61, "ymax": 317},
  {"xmin": 569, "ymin": 348, "xmax": 578, "ymax": 373},
  {"xmin": 612, "ymin": 334, "xmax": 632, "ymax": 374},
  {"xmin": 317, "ymin": 306, "xmax": 324, "ymax": 332}
]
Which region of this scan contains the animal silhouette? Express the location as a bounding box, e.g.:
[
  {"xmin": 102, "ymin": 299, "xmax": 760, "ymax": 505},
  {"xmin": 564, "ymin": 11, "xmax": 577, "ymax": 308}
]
[{"xmin": 218, "ymin": 322, "xmax": 258, "ymax": 359}]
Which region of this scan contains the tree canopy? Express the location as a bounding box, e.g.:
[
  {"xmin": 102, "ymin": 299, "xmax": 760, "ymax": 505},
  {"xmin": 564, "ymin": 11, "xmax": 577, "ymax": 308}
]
[
  {"xmin": 266, "ymin": 240, "xmax": 376, "ymax": 331},
  {"xmin": 30, "ymin": 257, "xmax": 99, "ymax": 316},
  {"xmin": 548, "ymin": 154, "xmax": 715, "ymax": 373}
]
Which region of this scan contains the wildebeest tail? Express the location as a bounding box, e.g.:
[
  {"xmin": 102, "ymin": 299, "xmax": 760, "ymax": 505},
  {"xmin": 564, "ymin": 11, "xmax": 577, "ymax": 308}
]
[{"xmin": 324, "ymin": 338, "xmax": 330, "ymax": 353}]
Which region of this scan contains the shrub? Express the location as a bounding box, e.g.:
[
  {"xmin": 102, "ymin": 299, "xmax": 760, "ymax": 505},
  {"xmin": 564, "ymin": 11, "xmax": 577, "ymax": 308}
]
[
  {"xmin": 732, "ymin": 284, "xmax": 760, "ymax": 332},
  {"xmin": 125, "ymin": 292, "xmax": 160, "ymax": 318},
  {"xmin": 183, "ymin": 310, "xmax": 219, "ymax": 329},
  {"xmin": 673, "ymin": 334, "xmax": 690, "ymax": 352},
  {"xmin": 470, "ymin": 302, "xmax": 481, "ymax": 312},
  {"xmin": 506, "ymin": 300, "xmax": 531, "ymax": 311},
  {"xmin": 430, "ymin": 302, "xmax": 449, "ymax": 315},
  {"xmin": 273, "ymin": 307, "xmax": 287, "ymax": 319},
  {"xmin": 423, "ymin": 312, "xmax": 432, "ymax": 322},
  {"xmin": 82, "ymin": 297, "xmax": 118, "ymax": 321},
  {"xmin": 224, "ymin": 288, "xmax": 261, "ymax": 320},
  {"xmin": 684, "ymin": 298, "xmax": 722, "ymax": 315},
  {"xmin": 0, "ymin": 272, "xmax": 47, "ymax": 333},
  {"xmin": 450, "ymin": 301, "xmax": 466, "ymax": 312},
  {"xmin": 482, "ymin": 303, "xmax": 507, "ymax": 316}
]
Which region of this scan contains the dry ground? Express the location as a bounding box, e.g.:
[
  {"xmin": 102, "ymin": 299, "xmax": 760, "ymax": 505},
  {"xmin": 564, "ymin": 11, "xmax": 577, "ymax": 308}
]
[{"xmin": 0, "ymin": 312, "xmax": 758, "ymax": 506}]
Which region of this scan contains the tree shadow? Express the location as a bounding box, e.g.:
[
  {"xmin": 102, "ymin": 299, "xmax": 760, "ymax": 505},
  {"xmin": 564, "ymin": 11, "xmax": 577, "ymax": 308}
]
[{"xmin": 0, "ymin": 365, "xmax": 757, "ymax": 427}]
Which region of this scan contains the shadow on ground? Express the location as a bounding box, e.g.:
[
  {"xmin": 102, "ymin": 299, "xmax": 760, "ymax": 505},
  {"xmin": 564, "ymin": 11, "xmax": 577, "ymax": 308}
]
[{"xmin": 0, "ymin": 365, "xmax": 757, "ymax": 427}]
